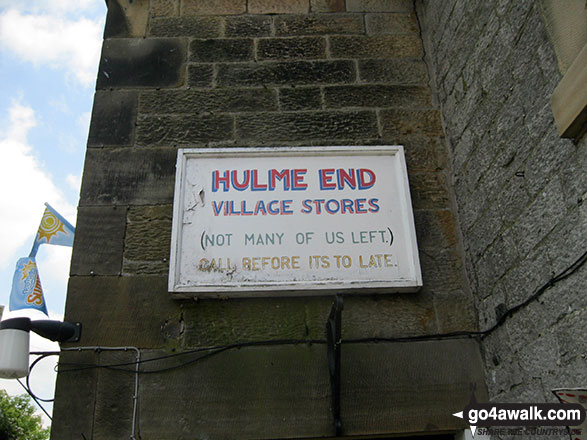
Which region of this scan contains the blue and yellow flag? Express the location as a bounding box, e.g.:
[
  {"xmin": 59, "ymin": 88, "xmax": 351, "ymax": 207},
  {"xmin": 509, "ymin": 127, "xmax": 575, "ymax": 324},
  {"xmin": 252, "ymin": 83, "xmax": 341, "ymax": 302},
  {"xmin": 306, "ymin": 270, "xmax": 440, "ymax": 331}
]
[
  {"xmin": 30, "ymin": 203, "xmax": 75, "ymax": 257},
  {"xmin": 9, "ymin": 257, "xmax": 48, "ymax": 315}
]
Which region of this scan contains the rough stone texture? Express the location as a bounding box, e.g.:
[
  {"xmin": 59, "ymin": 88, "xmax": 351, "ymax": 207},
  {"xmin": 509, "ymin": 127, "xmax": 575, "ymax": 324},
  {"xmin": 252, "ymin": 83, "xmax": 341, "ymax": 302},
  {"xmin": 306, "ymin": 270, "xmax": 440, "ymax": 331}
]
[
  {"xmin": 342, "ymin": 340, "xmax": 487, "ymax": 435},
  {"xmin": 380, "ymin": 109, "xmax": 444, "ymax": 137},
  {"xmin": 365, "ymin": 13, "xmax": 419, "ymax": 35},
  {"xmin": 65, "ymin": 276, "xmax": 180, "ymax": 347},
  {"xmin": 79, "ymin": 148, "xmax": 177, "ymax": 205},
  {"xmin": 330, "ymin": 35, "xmax": 423, "ymax": 58},
  {"xmin": 274, "ymin": 14, "xmax": 364, "ymax": 36},
  {"xmin": 324, "ymin": 85, "xmax": 432, "ymax": 108},
  {"xmin": 149, "ymin": 16, "xmax": 221, "ymax": 37},
  {"xmin": 346, "ymin": 0, "xmax": 413, "ymax": 13},
  {"xmin": 136, "ymin": 114, "xmax": 234, "ymax": 146},
  {"xmin": 139, "ymin": 88, "xmax": 278, "ymax": 114},
  {"xmin": 225, "ymin": 15, "xmax": 272, "ymax": 37},
  {"xmin": 236, "ymin": 111, "xmax": 379, "ymax": 142},
  {"xmin": 97, "ymin": 38, "xmax": 187, "ymax": 89},
  {"xmin": 278, "ymin": 87, "xmax": 322, "ymax": 110},
  {"xmin": 53, "ymin": 0, "xmax": 487, "ymax": 438},
  {"xmin": 248, "ymin": 0, "xmax": 309, "ymax": 14},
  {"xmin": 216, "ymin": 60, "xmax": 356, "ymax": 86},
  {"xmin": 150, "ymin": 0, "xmax": 178, "ymax": 17},
  {"xmin": 181, "ymin": 0, "xmax": 246, "ymax": 15},
  {"xmin": 310, "ymin": 0, "xmax": 344, "ymax": 13},
  {"xmin": 123, "ymin": 205, "xmax": 173, "ymax": 275},
  {"xmin": 187, "ymin": 63, "xmax": 214, "ymax": 87},
  {"xmin": 54, "ymin": 341, "xmax": 485, "ymax": 439},
  {"xmin": 70, "ymin": 206, "xmax": 126, "ymax": 276},
  {"xmin": 359, "ymin": 59, "xmax": 428, "ymax": 84},
  {"xmin": 257, "ymin": 36, "xmax": 326, "ymax": 60},
  {"xmin": 51, "ymin": 351, "xmax": 98, "ymax": 439},
  {"xmin": 418, "ymin": 0, "xmax": 587, "ymax": 407},
  {"xmin": 190, "ymin": 38, "xmax": 254, "ymax": 62},
  {"xmin": 87, "ymin": 90, "xmax": 137, "ymax": 147}
]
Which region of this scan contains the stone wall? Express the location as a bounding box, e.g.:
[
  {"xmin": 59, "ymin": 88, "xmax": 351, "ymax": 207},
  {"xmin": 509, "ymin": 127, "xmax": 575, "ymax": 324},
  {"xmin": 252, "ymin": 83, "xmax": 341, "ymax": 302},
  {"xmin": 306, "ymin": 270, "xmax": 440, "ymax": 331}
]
[
  {"xmin": 51, "ymin": 0, "xmax": 486, "ymax": 438},
  {"xmin": 418, "ymin": 0, "xmax": 586, "ymax": 407}
]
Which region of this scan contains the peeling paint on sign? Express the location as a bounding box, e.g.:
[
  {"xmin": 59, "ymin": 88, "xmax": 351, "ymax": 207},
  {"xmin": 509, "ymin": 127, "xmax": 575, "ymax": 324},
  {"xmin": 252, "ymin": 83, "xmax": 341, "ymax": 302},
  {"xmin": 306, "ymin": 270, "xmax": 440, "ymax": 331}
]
[{"xmin": 168, "ymin": 146, "xmax": 422, "ymax": 297}]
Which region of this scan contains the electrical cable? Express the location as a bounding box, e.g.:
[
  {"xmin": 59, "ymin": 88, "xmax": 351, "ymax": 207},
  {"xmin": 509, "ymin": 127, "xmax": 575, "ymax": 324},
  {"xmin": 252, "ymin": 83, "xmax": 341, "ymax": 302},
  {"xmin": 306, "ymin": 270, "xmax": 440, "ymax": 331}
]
[
  {"xmin": 29, "ymin": 251, "xmax": 586, "ymax": 377},
  {"xmin": 17, "ymin": 250, "xmax": 583, "ymax": 440}
]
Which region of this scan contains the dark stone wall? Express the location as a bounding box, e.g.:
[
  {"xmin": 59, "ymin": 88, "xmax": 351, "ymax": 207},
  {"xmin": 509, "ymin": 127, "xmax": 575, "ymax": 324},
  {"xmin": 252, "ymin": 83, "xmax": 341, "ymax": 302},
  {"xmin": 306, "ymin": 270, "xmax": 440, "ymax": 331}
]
[
  {"xmin": 52, "ymin": 0, "xmax": 487, "ymax": 438},
  {"xmin": 418, "ymin": 0, "xmax": 586, "ymax": 407}
]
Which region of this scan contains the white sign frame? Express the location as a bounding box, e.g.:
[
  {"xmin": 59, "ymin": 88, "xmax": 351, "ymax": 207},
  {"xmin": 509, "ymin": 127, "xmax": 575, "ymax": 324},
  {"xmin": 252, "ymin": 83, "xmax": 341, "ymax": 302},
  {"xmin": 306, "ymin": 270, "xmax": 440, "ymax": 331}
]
[{"xmin": 169, "ymin": 146, "xmax": 422, "ymax": 298}]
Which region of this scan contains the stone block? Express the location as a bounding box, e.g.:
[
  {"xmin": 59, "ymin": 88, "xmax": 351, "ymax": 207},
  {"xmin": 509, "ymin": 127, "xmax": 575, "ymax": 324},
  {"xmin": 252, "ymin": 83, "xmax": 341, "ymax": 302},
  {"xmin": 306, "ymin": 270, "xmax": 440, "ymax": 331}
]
[
  {"xmin": 330, "ymin": 35, "xmax": 422, "ymax": 58},
  {"xmin": 500, "ymin": 246, "xmax": 553, "ymax": 307},
  {"xmin": 413, "ymin": 209, "xmax": 458, "ymax": 251},
  {"xmin": 87, "ymin": 90, "xmax": 137, "ymax": 147},
  {"xmin": 248, "ymin": 0, "xmax": 309, "ymax": 14},
  {"xmin": 225, "ymin": 15, "xmax": 272, "ymax": 37},
  {"xmin": 419, "ymin": 247, "xmax": 463, "ymax": 292},
  {"xmin": 137, "ymin": 345, "xmax": 331, "ymax": 438},
  {"xmin": 346, "ymin": 0, "xmax": 413, "ymax": 12},
  {"xmin": 496, "ymin": 177, "xmax": 531, "ymax": 227},
  {"xmin": 380, "ymin": 109, "xmax": 443, "ymax": 137},
  {"xmin": 190, "ymin": 38, "xmax": 254, "ymax": 62},
  {"xmin": 257, "ymin": 36, "xmax": 326, "ymax": 60},
  {"xmin": 324, "ymin": 85, "xmax": 432, "ymax": 109},
  {"xmin": 217, "ymin": 60, "xmax": 355, "ymax": 86},
  {"xmin": 464, "ymin": 203, "xmax": 502, "ymax": 260},
  {"xmin": 310, "ymin": 0, "xmax": 344, "ymax": 13},
  {"xmin": 523, "ymin": 130, "xmax": 577, "ymax": 199},
  {"xmin": 123, "ymin": 205, "xmax": 173, "ymax": 275},
  {"xmin": 96, "ymin": 38, "xmax": 186, "ymax": 89},
  {"xmin": 274, "ymin": 14, "xmax": 364, "ymax": 36},
  {"xmin": 187, "ymin": 63, "xmax": 214, "ymax": 87},
  {"xmin": 149, "ymin": 16, "xmax": 222, "ymax": 37},
  {"xmin": 541, "ymin": 202, "xmax": 587, "ymax": 275},
  {"xmin": 399, "ymin": 135, "xmax": 443, "ymax": 172},
  {"xmin": 408, "ymin": 171, "xmax": 450, "ymax": 209},
  {"xmin": 181, "ymin": 0, "xmax": 246, "ymax": 15},
  {"xmin": 236, "ymin": 110, "xmax": 378, "ymax": 142},
  {"xmin": 140, "ymin": 88, "xmax": 278, "ymax": 114},
  {"xmin": 341, "ymin": 294, "xmax": 438, "ymax": 338},
  {"xmin": 341, "ymin": 340, "xmax": 487, "ymax": 435},
  {"xmin": 433, "ymin": 289, "xmax": 477, "ymax": 333},
  {"xmin": 70, "ymin": 206, "xmax": 126, "ymax": 276},
  {"xmin": 358, "ymin": 59, "xmax": 428, "ymax": 84},
  {"xmin": 509, "ymin": 177, "xmax": 567, "ymax": 257},
  {"xmin": 151, "ymin": 0, "xmax": 178, "ymax": 17},
  {"xmin": 93, "ymin": 351, "xmax": 137, "ymax": 439},
  {"xmin": 278, "ymin": 87, "xmax": 322, "ymax": 110},
  {"xmin": 182, "ymin": 297, "xmax": 309, "ymax": 347},
  {"xmin": 136, "ymin": 114, "xmax": 234, "ymax": 146},
  {"xmin": 65, "ymin": 276, "xmax": 180, "ymax": 347},
  {"xmin": 475, "ymin": 231, "xmax": 520, "ymax": 297},
  {"xmin": 365, "ymin": 13, "xmax": 418, "ymax": 34},
  {"xmin": 79, "ymin": 148, "xmax": 177, "ymax": 205},
  {"xmin": 50, "ymin": 351, "xmax": 98, "ymax": 439}
]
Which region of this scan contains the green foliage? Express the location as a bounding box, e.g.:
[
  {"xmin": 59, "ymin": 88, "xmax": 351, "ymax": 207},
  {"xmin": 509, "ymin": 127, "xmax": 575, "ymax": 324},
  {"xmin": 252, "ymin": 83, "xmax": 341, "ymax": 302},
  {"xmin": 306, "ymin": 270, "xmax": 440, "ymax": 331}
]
[{"xmin": 0, "ymin": 390, "xmax": 49, "ymax": 440}]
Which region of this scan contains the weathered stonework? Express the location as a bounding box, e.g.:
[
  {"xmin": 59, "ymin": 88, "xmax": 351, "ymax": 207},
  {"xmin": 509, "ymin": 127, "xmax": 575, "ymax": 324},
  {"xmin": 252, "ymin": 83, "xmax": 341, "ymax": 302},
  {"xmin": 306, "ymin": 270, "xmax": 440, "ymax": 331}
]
[
  {"xmin": 418, "ymin": 0, "xmax": 586, "ymax": 409},
  {"xmin": 52, "ymin": 0, "xmax": 493, "ymax": 438}
]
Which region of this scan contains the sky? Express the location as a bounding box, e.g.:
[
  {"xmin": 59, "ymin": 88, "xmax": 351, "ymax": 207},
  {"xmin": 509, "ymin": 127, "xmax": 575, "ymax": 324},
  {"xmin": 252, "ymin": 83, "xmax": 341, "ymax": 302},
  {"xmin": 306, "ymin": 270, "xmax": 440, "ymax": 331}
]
[{"xmin": 0, "ymin": 0, "xmax": 107, "ymax": 426}]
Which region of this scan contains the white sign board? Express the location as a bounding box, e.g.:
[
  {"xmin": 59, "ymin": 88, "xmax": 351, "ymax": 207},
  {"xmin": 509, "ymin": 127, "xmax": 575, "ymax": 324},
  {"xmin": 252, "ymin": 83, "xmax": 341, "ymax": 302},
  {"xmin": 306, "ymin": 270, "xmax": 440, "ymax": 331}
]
[{"xmin": 169, "ymin": 146, "xmax": 422, "ymax": 297}]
